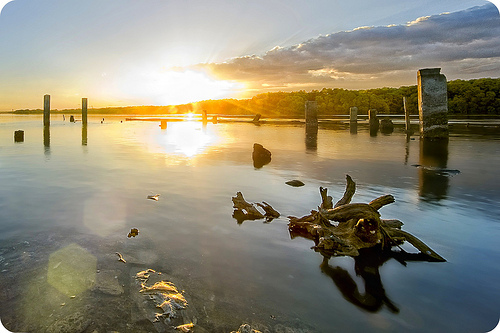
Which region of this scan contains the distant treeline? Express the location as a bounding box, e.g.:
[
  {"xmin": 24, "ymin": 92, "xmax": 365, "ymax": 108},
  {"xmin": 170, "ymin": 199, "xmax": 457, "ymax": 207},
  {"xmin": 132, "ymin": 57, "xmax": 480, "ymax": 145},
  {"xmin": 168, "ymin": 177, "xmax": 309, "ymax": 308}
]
[{"xmin": 12, "ymin": 78, "xmax": 500, "ymax": 116}]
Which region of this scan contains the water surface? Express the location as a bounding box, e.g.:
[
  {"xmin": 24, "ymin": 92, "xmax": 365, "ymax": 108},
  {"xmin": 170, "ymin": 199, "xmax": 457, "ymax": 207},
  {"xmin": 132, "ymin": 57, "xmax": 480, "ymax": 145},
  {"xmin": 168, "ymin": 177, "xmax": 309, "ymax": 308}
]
[{"xmin": 1, "ymin": 115, "xmax": 499, "ymax": 332}]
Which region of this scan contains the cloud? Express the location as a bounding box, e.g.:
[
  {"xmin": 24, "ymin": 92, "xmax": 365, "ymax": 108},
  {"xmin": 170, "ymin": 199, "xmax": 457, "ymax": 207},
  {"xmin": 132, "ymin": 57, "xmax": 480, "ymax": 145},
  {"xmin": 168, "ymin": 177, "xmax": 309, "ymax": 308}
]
[{"xmin": 197, "ymin": 4, "xmax": 500, "ymax": 92}]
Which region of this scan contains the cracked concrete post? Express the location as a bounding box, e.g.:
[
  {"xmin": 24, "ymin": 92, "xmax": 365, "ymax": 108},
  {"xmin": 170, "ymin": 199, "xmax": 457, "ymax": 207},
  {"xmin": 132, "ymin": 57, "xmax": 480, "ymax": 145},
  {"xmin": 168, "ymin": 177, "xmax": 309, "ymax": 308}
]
[{"xmin": 417, "ymin": 68, "xmax": 449, "ymax": 139}]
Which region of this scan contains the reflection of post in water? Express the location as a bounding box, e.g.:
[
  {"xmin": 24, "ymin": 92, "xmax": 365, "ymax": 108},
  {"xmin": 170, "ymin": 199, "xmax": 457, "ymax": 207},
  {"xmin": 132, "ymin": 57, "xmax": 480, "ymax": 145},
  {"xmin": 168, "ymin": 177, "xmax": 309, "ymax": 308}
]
[
  {"xmin": 320, "ymin": 248, "xmax": 399, "ymax": 313},
  {"xmin": 349, "ymin": 107, "xmax": 358, "ymax": 134},
  {"xmin": 305, "ymin": 101, "xmax": 318, "ymax": 151},
  {"xmin": 418, "ymin": 138, "xmax": 449, "ymax": 201},
  {"xmin": 43, "ymin": 124, "xmax": 50, "ymax": 155},
  {"xmin": 82, "ymin": 124, "xmax": 88, "ymax": 146}
]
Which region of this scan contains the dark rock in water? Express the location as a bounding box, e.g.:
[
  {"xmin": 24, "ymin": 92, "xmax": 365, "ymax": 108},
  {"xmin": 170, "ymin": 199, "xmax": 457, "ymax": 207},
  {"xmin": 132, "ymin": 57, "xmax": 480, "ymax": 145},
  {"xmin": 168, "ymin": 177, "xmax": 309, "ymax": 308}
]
[
  {"xmin": 252, "ymin": 143, "xmax": 271, "ymax": 168},
  {"xmin": 285, "ymin": 180, "xmax": 305, "ymax": 187},
  {"xmin": 380, "ymin": 118, "xmax": 394, "ymax": 134}
]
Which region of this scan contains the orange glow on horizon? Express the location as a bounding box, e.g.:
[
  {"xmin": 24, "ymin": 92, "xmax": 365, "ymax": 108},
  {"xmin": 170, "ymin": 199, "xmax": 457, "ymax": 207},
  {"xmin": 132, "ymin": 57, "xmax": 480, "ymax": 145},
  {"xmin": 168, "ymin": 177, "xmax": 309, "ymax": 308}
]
[{"xmin": 116, "ymin": 68, "xmax": 245, "ymax": 106}]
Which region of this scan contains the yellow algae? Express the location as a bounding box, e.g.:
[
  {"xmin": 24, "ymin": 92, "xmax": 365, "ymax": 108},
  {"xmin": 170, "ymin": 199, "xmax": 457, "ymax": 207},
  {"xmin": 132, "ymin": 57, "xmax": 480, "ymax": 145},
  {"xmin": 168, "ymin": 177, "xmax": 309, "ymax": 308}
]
[
  {"xmin": 140, "ymin": 281, "xmax": 178, "ymax": 294},
  {"xmin": 175, "ymin": 322, "xmax": 195, "ymax": 332},
  {"xmin": 136, "ymin": 269, "xmax": 155, "ymax": 281}
]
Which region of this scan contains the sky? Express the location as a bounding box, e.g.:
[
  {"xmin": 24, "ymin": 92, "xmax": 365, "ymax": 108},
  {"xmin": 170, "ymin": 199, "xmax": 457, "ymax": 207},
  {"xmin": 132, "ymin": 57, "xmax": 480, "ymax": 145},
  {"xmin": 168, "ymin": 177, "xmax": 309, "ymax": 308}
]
[{"xmin": 0, "ymin": 0, "xmax": 499, "ymax": 110}]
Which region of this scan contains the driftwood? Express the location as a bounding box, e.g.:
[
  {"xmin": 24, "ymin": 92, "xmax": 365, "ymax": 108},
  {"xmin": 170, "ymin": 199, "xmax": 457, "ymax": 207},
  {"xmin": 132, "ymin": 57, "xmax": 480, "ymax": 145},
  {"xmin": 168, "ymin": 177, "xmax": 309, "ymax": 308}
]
[
  {"xmin": 288, "ymin": 175, "xmax": 445, "ymax": 262},
  {"xmin": 232, "ymin": 192, "xmax": 280, "ymax": 223}
]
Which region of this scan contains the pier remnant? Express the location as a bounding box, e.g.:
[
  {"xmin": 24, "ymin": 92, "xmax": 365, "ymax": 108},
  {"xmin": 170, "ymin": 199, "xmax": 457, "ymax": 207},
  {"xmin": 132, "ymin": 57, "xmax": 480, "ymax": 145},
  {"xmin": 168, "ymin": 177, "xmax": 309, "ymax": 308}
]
[
  {"xmin": 160, "ymin": 120, "xmax": 167, "ymax": 129},
  {"xmin": 417, "ymin": 68, "xmax": 448, "ymax": 139},
  {"xmin": 369, "ymin": 109, "xmax": 379, "ymax": 136},
  {"xmin": 14, "ymin": 130, "xmax": 24, "ymax": 142},
  {"xmin": 202, "ymin": 110, "xmax": 208, "ymax": 123},
  {"xmin": 349, "ymin": 107, "xmax": 358, "ymax": 134},
  {"xmin": 305, "ymin": 101, "xmax": 318, "ymax": 149},
  {"xmin": 82, "ymin": 98, "xmax": 88, "ymax": 125},
  {"xmin": 305, "ymin": 101, "xmax": 318, "ymax": 130},
  {"xmin": 43, "ymin": 94, "xmax": 50, "ymax": 127}
]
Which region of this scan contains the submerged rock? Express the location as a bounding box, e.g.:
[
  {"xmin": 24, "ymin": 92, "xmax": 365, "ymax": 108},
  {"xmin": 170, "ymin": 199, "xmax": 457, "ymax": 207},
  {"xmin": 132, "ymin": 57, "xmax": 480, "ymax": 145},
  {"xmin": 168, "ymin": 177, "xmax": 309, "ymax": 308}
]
[
  {"xmin": 45, "ymin": 312, "xmax": 91, "ymax": 333},
  {"xmin": 285, "ymin": 180, "xmax": 305, "ymax": 187},
  {"xmin": 132, "ymin": 269, "xmax": 191, "ymax": 331},
  {"xmin": 231, "ymin": 324, "xmax": 262, "ymax": 333},
  {"xmin": 92, "ymin": 269, "xmax": 124, "ymax": 296}
]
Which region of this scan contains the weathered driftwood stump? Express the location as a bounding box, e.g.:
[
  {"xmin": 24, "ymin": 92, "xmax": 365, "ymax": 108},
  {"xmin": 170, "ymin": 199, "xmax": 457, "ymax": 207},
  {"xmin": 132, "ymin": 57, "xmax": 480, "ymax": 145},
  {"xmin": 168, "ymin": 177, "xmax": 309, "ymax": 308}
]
[
  {"xmin": 232, "ymin": 192, "xmax": 280, "ymax": 223},
  {"xmin": 288, "ymin": 175, "xmax": 445, "ymax": 261}
]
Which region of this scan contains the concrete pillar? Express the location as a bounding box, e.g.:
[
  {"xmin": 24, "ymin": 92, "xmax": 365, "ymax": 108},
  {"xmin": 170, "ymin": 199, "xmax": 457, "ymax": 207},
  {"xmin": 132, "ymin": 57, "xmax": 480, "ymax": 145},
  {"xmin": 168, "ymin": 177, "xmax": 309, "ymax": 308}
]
[
  {"xmin": 417, "ymin": 68, "xmax": 448, "ymax": 138},
  {"xmin": 82, "ymin": 98, "xmax": 88, "ymax": 126},
  {"xmin": 349, "ymin": 107, "xmax": 358, "ymax": 134},
  {"xmin": 305, "ymin": 101, "xmax": 318, "ymax": 128},
  {"xmin": 369, "ymin": 109, "xmax": 379, "ymax": 136},
  {"xmin": 43, "ymin": 94, "xmax": 50, "ymax": 127}
]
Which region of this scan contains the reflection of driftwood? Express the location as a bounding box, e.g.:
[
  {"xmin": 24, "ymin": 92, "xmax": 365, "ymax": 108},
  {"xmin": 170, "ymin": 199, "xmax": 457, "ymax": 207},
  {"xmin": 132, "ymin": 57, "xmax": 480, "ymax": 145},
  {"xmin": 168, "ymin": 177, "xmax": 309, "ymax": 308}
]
[
  {"xmin": 288, "ymin": 175, "xmax": 445, "ymax": 261},
  {"xmin": 320, "ymin": 248, "xmax": 399, "ymax": 313},
  {"xmin": 232, "ymin": 192, "xmax": 280, "ymax": 223}
]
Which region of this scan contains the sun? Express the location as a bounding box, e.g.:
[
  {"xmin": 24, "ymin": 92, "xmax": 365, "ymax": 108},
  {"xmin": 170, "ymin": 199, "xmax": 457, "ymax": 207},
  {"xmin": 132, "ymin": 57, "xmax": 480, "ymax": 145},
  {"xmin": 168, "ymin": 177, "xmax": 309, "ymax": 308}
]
[{"xmin": 117, "ymin": 67, "xmax": 244, "ymax": 105}]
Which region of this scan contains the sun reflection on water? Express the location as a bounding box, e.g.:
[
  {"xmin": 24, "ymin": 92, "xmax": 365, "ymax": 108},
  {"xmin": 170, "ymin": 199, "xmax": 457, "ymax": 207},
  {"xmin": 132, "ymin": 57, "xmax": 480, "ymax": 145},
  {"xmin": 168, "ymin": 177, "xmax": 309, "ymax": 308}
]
[{"xmin": 149, "ymin": 121, "xmax": 220, "ymax": 160}]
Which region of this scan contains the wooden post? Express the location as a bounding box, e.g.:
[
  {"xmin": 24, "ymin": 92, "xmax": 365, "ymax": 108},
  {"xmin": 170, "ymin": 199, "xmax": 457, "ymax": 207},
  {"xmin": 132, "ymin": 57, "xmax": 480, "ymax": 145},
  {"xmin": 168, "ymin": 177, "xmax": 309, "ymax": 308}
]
[
  {"xmin": 305, "ymin": 101, "xmax": 318, "ymax": 151},
  {"xmin": 417, "ymin": 68, "xmax": 448, "ymax": 139},
  {"xmin": 369, "ymin": 109, "xmax": 379, "ymax": 136},
  {"xmin": 82, "ymin": 98, "xmax": 88, "ymax": 126},
  {"xmin": 82, "ymin": 124, "xmax": 87, "ymax": 146},
  {"xmin": 14, "ymin": 130, "xmax": 24, "ymax": 142},
  {"xmin": 160, "ymin": 120, "xmax": 167, "ymax": 129},
  {"xmin": 202, "ymin": 110, "xmax": 208, "ymax": 123},
  {"xmin": 43, "ymin": 94, "xmax": 50, "ymax": 127},
  {"xmin": 349, "ymin": 107, "xmax": 358, "ymax": 134}
]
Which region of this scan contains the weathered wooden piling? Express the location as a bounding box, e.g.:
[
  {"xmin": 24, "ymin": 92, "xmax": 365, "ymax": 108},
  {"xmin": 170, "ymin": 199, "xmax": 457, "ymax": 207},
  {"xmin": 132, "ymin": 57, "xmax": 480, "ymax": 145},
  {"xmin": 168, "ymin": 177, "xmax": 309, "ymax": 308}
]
[
  {"xmin": 349, "ymin": 107, "xmax": 358, "ymax": 134},
  {"xmin": 14, "ymin": 130, "xmax": 24, "ymax": 142},
  {"xmin": 82, "ymin": 124, "xmax": 87, "ymax": 146},
  {"xmin": 369, "ymin": 109, "xmax": 379, "ymax": 136},
  {"xmin": 82, "ymin": 98, "xmax": 88, "ymax": 126},
  {"xmin": 160, "ymin": 120, "xmax": 167, "ymax": 129},
  {"xmin": 202, "ymin": 110, "xmax": 208, "ymax": 123},
  {"xmin": 305, "ymin": 101, "xmax": 318, "ymax": 151},
  {"xmin": 417, "ymin": 68, "xmax": 448, "ymax": 139},
  {"xmin": 43, "ymin": 94, "xmax": 50, "ymax": 127},
  {"xmin": 43, "ymin": 124, "xmax": 50, "ymax": 149}
]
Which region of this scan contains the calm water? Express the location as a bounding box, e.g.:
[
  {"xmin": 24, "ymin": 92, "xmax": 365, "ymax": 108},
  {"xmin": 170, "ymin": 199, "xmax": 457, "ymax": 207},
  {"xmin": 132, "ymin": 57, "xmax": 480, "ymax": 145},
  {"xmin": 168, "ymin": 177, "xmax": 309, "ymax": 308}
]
[{"xmin": 0, "ymin": 115, "xmax": 499, "ymax": 333}]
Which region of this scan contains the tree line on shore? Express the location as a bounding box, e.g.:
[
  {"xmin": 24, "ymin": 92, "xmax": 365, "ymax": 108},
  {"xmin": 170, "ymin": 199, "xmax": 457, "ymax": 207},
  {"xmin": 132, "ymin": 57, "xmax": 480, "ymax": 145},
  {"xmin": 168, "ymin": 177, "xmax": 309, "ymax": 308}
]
[{"xmin": 11, "ymin": 77, "xmax": 500, "ymax": 117}]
